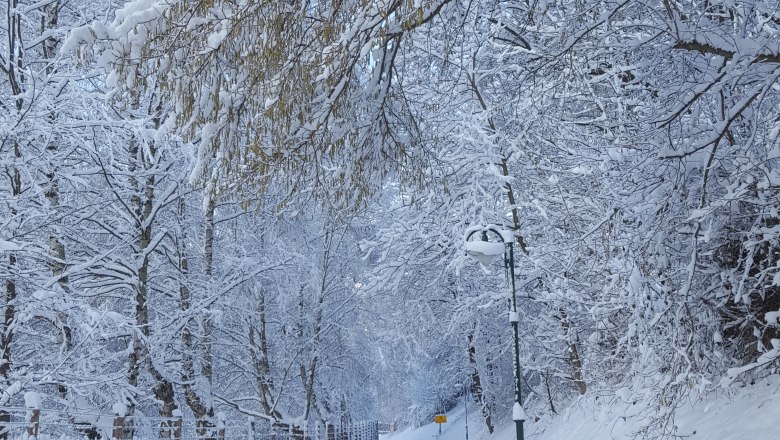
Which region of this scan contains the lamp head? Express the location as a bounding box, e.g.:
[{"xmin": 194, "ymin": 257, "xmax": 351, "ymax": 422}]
[{"xmin": 465, "ymin": 240, "xmax": 505, "ymax": 266}]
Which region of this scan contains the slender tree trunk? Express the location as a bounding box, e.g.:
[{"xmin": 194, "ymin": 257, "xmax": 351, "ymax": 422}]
[
  {"xmin": 39, "ymin": 9, "xmax": 100, "ymax": 437},
  {"xmin": 199, "ymin": 189, "xmax": 217, "ymax": 438},
  {"xmin": 0, "ymin": 145, "xmax": 20, "ymax": 440},
  {"xmin": 39, "ymin": 2, "xmax": 81, "ymax": 410},
  {"xmin": 0, "ymin": 143, "xmax": 22, "ymax": 440},
  {"xmin": 178, "ymin": 197, "xmax": 215, "ymax": 439},
  {"xmin": 124, "ymin": 133, "xmax": 144, "ymax": 438},
  {"xmin": 202, "ymin": 188, "xmax": 216, "ymax": 385},
  {"xmin": 43, "ymin": 2, "xmax": 65, "ymax": 287},
  {"xmin": 466, "ymin": 331, "xmax": 494, "ymax": 434},
  {"xmin": 7, "ymin": 0, "xmax": 23, "ymax": 110},
  {"xmin": 300, "ymin": 229, "xmax": 334, "ymax": 421},
  {"xmin": 248, "ymin": 287, "xmax": 281, "ymax": 419},
  {"xmin": 155, "ymin": 378, "xmax": 177, "ymax": 438},
  {"xmin": 559, "ymin": 308, "xmax": 586, "ymax": 395},
  {"xmin": 1, "ymin": 4, "xmax": 23, "ymax": 435},
  {"xmin": 1, "ymin": 253, "xmax": 17, "ymax": 440},
  {"xmin": 125, "ymin": 128, "xmax": 178, "ymax": 437},
  {"xmin": 543, "ymin": 369, "xmax": 556, "ymax": 414}
]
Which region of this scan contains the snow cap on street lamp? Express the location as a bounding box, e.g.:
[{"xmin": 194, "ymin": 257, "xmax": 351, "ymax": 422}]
[{"xmin": 464, "ymin": 225, "xmax": 508, "ymax": 266}]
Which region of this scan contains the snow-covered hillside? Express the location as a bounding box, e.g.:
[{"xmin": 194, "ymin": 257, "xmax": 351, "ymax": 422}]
[{"xmin": 387, "ymin": 377, "xmax": 780, "ymax": 440}]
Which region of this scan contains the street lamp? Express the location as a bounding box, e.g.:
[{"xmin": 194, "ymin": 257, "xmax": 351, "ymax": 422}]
[{"xmin": 464, "ymin": 225, "xmax": 525, "ymax": 440}]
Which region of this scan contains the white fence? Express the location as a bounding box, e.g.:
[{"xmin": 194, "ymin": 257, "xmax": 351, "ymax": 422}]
[{"xmin": 0, "ymin": 407, "xmax": 379, "ymax": 440}]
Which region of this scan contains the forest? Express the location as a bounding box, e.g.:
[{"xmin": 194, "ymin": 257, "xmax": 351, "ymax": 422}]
[{"xmin": 1, "ymin": 0, "xmax": 779, "ymax": 438}]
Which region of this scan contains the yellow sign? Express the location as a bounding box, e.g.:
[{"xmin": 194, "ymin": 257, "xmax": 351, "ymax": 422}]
[{"xmin": 434, "ymin": 415, "xmax": 447, "ymax": 424}]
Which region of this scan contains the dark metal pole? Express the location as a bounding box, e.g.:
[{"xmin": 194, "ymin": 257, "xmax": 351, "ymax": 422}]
[
  {"xmin": 465, "ymin": 226, "xmax": 524, "ymax": 440},
  {"xmin": 506, "ymin": 241, "xmax": 524, "ymax": 440},
  {"xmin": 464, "ymin": 383, "xmax": 468, "ymax": 440}
]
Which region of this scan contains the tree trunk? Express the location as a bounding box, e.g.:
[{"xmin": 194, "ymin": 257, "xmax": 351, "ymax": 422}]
[
  {"xmin": 178, "ymin": 197, "xmax": 215, "ymax": 439},
  {"xmin": 125, "ymin": 125, "xmax": 178, "ymax": 436},
  {"xmin": 1, "ymin": 252, "xmax": 17, "ymax": 440},
  {"xmin": 1, "ymin": 3, "xmax": 24, "ymax": 435},
  {"xmin": 0, "ymin": 149, "xmax": 22, "ymax": 440},
  {"xmin": 42, "ymin": 1, "xmax": 66, "ymax": 290},
  {"xmin": 202, "ymin": 187, "xmax": 216, "ymax": 388},
  {"xmin": 543, "ymin": 369, "xmax": 557, "ymax": 414},
  {"xmin": 466, "ymin": 331, "xmax": 494, "ymax": 434},
  {"xmin": 200, "ymin": 189, "xmax": 217, "ymax": 437},
  {"xmin": 300, "ymin": 229, "xmax": 335, "ymax": 421},
  {"xmin": 248, "ymin": 287, "xmax": 281, "ymax": 419},
  {"xmin": 124, "ymin": 133, "xmax": 145, "ymax": 437},
  {"xmin": 39, "ymin": 2, "xmax": 82, "ymax": 412},
  {"xmin": 39, "ymin": 7, "xmax": 99, "ymax": 437},
  {"xmin": 559, "ymin": 308, "xmax": 587, "ymax": 395},
  {"xmin": 155, "ymin": 379, "xmax": 177, "ymax": 438}
]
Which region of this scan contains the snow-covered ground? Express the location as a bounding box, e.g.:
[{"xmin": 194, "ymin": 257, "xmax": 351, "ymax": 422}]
[
  {"xmin": 385, "ymin": 377, "xmax": 780, "ymax": 440},
  {"xmin": 383, "ymin": 405, "xmax": 473, "ymax": 440}
]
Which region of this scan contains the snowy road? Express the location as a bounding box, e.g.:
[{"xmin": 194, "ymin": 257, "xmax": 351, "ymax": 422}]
[{"xmin": 382, "ymin": 406, "xmax": 473, "ymax": 440}]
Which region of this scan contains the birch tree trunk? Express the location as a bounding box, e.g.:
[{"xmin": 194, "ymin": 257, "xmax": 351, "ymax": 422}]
[
  {"xmin": 124, "ymin": 131, "xmax": 146, "ymax": 438},
  {"xmin": 1, "ymin": 2, "xmax": 23, "ymax": 435},
  {"xmin": 178, "ymin": 190, "xmax": 216, "ymax": 439},
  {"xmin": 41, "ymin": 8, "xmax": 100, "ymax": 437},
  {"xmin": 199, "ymin": 187, "xmax": 218, "ymax": 438},
  {"xmin": 39, "ymin": 0, "xmax": 78, "ymax": 400},
  {"xmin": 0, "ymin": 144, "xmax": 20, "ymax": 440},
  {"xmin": 248, "ymin": 287, "xmax": 282, "ymax": 419},
  {"xmin": 178, "ymin": 196, "xmax": 212, "ymax": 428},
  {"xmin": 467, "ymin": 331, "xmax": 494, "ymax": 434},
  {"xmin": 559, "ymin": 309, "xmax": 587, "ymax": 395},
  {"xmin": 124, "ymin": 104, "xmax": 178, "ymax": 436}
]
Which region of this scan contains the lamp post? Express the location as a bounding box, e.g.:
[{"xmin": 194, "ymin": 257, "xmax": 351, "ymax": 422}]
[
  {"xmin": 464, "ymin": 226, "xmax": 525, "ymax": 440},
  {"xmin": 464, "ymin": 383, "xmax": 469, "ymax": 440}
]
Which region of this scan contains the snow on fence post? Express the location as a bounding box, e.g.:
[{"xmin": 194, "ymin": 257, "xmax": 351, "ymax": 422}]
[
  {"xmin": 24, "ymin": 391, "xmax": 41, "ymax": 439},
  {"xmin": 112, "ymin": 402, "xmax": 127, "ymax": 440},
  {"xmin": 216, "ymin": 411, "xmax": 226, "ymax": 440},
  {"xmin": 172, "ymin": 409, "xmax": 183, "ymax": 440},
  {"xmin": 248, "ymin": 416, "xmax": 257, "ymax": 440},
  {"xmin": 160, "ymin": 408, "xmax": 180, "ymax": 439}
]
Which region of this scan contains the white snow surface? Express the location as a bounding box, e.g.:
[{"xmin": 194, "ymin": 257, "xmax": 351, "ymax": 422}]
[
  {"xmin": 24, "ymin": 391, "xmax": 41, "ymax": 409},
  {"xmin": 385, "ymin": 377, "xmax": 780, "ymax": 440},
  {"xmin": 112, "ymin": 401, "xmax": 127, "ymax": 416},
  {"xmin": 0, "ymin": 238, "xmax": 23, "ymax": 252},
  {"xmin": 385, "ymin": 406, "xmax": 471, "ymax": 440},
  {"xmin": 511, "ymin": 403, "xmax": 525, "ymax": 422},
  {"xmin": 464, "ymin": 241, "xmax": 505, "ymax": 267}
]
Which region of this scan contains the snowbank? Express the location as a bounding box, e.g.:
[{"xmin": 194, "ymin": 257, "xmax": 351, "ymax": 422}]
[{"xmin": 387, "ymin": 377, "xmax": 780, "ymax": 440}]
